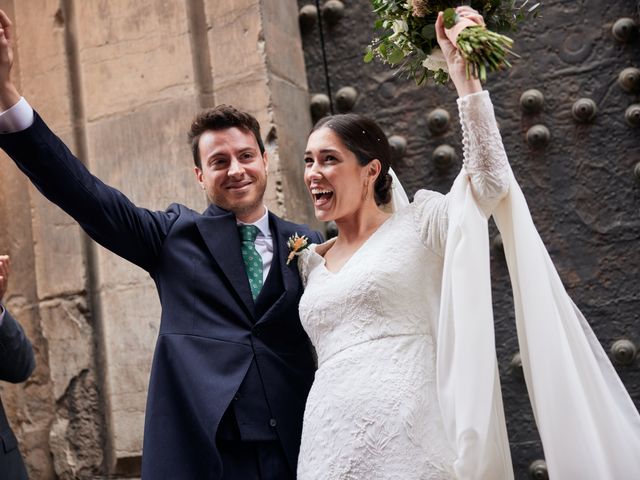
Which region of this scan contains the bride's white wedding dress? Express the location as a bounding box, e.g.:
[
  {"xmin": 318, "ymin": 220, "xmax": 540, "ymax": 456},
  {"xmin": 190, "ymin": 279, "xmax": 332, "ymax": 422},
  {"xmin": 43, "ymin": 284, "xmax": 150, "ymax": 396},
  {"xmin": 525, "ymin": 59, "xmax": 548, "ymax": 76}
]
[
  {"xmin": 296, "ymin": 89, "xmax": 640, "ymax": 480},
  {"xmin": 296, "ymin": 91, "xmax": 510, "ymax": 479}
]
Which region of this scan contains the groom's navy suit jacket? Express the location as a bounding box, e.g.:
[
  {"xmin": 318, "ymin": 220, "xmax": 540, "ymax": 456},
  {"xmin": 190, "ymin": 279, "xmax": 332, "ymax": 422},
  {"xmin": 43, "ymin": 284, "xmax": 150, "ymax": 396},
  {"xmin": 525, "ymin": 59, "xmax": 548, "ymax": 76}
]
[{"xmin": 0, "ymin": 113, "xmax": 322, "ymax": 479}]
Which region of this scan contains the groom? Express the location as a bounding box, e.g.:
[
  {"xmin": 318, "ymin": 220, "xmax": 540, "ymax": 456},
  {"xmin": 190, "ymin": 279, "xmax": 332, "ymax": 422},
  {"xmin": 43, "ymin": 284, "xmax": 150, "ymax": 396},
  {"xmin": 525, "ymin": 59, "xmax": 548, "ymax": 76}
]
[{"xmin": 0, "ymin": 10, "xmax": 321, "ymax": 480}]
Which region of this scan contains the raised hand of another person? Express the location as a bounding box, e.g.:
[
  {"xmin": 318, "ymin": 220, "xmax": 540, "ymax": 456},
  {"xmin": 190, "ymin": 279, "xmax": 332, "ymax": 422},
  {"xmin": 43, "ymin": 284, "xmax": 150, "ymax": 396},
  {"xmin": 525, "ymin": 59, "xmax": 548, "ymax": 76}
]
[
  {"xmin": 0, "ymin": 255, "xmax": 9, "ymax": 302},
  {"xmin": 0, "ymin": 9, "xmax": 20, "ymax": 110},
  {"xmin": 435, "ymin": 6, "xmax": 483, "ymax": 98}
]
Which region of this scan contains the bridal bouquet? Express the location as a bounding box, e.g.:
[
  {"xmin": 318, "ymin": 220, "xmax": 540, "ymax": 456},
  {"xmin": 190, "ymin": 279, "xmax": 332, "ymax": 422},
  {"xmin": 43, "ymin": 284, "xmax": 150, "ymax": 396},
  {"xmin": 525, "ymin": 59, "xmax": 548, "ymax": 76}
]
[{"xmin": 364, "ymin": 1, "xmax": 540, "ymax": 85}]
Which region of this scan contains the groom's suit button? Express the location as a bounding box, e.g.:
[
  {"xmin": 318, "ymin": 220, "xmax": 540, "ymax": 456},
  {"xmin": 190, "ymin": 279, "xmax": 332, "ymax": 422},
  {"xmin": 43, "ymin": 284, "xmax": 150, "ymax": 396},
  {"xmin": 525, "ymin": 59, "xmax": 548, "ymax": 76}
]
[
  {"xmin": 269, "ymin": 418, "xmax": 277, "ymax": 427},
  {"xmin": 252, "ymin": 326, "xmax": 261, "ymax": 337}
]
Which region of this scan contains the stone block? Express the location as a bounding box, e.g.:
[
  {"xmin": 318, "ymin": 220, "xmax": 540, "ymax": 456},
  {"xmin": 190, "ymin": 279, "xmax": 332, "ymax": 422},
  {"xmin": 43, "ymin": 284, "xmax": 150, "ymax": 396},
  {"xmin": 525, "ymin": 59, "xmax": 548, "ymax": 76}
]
[
  {"xmin": 262, "ymin": 0, "xmax": 309, "ymax": 89},
  {"xmin": 212, "ymin": 75, "xmax": 272, "ymax": 136},
  {"xmin": 14, "ymin": 0, "xmax": 74, "ymax": 131},
  {"xmin": 205, "ymin": 0, "xmax": 265, "ymax": 90},
  {"xmin": 98, "ymin": 281, "xmax": 159, "ymax": 457},
  {"xmin": 30, "ymin": 193, "xmax": 88, "ymax": 300},
  {"xmin": 40, "ymin": 297, "xmax": 104, "ymax": 479},
  {"xmin": 76, "ymin": 0, "xmax": 195, "ymax": 120},
  {"xmin": 50, "ymin": 369, "xmax": 104, "ymax": 479},
  {"xmin": 39, "ymin": 297, "xmax": 93, "ymax": 400},
  {"xmin": 85, "ymin": 98, "xmax": 203, "ymax": 210}
]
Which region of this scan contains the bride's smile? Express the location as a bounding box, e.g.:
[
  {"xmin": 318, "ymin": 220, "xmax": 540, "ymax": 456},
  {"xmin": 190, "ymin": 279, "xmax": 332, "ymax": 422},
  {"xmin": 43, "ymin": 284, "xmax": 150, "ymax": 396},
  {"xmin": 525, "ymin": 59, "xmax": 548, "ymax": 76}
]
[{"xmin": 310, "ymin": 188, "xmax": 334, "ymax": 207}]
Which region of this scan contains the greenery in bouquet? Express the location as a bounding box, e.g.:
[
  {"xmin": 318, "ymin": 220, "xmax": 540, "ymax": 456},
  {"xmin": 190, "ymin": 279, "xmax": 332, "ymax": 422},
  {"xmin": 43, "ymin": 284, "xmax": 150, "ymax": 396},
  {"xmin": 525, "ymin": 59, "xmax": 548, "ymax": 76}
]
[{"xmin": 364, "ymin": 0, "xmax": 541, "ymax": 85}]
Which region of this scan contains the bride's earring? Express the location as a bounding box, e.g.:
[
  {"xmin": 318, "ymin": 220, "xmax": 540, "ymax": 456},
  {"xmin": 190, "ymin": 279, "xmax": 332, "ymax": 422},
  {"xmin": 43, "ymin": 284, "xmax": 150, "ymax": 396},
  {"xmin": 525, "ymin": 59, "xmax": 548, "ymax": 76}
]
[{"xmin": 362, "ymin": 178, "xmax": 370, "ymax": 201}]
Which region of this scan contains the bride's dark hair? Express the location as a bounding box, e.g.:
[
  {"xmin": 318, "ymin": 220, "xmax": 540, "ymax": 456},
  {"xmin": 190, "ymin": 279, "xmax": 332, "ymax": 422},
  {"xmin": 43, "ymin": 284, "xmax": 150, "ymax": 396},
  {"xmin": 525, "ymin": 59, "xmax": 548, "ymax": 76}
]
[{"xmin": 311, "ymin": 114, "xmax": 393, "ymax": 206}]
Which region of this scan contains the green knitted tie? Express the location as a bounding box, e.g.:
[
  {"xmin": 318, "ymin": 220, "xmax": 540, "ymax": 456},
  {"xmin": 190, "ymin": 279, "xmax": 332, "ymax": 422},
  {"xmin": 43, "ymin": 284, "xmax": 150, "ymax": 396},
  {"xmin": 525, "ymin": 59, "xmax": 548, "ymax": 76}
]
[{"xmin": 238, "ymin": 225, "xmax": 263, "ymax": 300}]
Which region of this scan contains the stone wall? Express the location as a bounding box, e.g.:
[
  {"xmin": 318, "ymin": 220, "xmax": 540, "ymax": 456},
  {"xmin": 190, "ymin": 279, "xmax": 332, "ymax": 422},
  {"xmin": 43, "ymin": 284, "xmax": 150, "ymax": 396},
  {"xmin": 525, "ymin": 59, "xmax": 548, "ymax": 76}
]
[{"xmin": 0, "ymin": 0, "xmax": 316, "ymax": 477}]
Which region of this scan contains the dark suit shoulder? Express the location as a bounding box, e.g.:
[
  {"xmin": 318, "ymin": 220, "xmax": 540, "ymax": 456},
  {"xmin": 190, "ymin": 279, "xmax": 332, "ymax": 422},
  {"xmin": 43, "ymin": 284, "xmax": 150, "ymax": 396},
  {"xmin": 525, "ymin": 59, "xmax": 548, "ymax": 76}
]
[
  {"xmin": 0, "ymin": 309, "xmax": 36, "ymax": 384},
  {"xmin": 167, "ymin": 202, "xmax": 202, "ymax": 216},
  {"xmin": 159, "ymin": 202, "xmax": 197, "ymax": 223}
]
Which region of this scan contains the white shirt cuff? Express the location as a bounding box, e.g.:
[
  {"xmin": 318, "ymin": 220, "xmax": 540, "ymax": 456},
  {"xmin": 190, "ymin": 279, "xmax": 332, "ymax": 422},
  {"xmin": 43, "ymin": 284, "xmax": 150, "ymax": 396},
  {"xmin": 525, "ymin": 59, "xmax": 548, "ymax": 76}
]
[
  {"xmin": 0, "ymin": 304, "xmax": 5, "ymax": 327},
  {"xmin": 0, "ymin": 97, "xmax": 35, "ymax": 133}
]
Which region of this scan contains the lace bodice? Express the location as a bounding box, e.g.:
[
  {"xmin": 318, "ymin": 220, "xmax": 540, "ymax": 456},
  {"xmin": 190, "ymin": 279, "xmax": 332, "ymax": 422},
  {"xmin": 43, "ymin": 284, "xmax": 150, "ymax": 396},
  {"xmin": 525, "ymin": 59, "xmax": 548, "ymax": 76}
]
[{"xmin": 296, "ymin": 91, "xmax": 509, "ymax": 479}]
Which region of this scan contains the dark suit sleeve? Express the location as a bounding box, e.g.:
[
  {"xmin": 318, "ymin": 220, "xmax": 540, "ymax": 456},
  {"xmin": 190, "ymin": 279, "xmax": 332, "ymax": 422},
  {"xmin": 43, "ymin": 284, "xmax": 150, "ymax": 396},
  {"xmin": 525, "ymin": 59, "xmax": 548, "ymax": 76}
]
[
  {"xmin": 0, "ymin": 113, "xmax": 179, "ymax": 272},
  {"xmin": 0, "ymin": 308, "xmax": 35, "ymax": 384}
]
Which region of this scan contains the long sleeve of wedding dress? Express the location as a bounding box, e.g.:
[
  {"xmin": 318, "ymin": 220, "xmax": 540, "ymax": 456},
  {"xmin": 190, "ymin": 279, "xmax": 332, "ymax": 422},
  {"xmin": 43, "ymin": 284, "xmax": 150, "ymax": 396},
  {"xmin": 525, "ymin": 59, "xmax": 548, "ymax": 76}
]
[
  {"xmin": 412, "ymin": 90, "xmax": 509, "ymax": 255},
  {"xmin": 437, "ymin": 93, "xmax": 640, "ymax": 479}
]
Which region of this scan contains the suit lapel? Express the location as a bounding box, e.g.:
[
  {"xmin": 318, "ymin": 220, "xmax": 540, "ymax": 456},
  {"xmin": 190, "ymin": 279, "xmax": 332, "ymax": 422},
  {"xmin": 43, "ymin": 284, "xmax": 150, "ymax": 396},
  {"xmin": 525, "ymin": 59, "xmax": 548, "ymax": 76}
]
[
  {"xmin": 274, "ymin": 214, "xmax": 301, "ymax": 294},
  {"xmin": 195, "ymin": 205, "xmax": 255, "ymax": 317},
  {"xmin": 252, "ymin": 213, "xmax": 300, "ymax": 322},
  {"xmin": 253, "ymin": 214, "xmax": 300, "ymax": 324}
]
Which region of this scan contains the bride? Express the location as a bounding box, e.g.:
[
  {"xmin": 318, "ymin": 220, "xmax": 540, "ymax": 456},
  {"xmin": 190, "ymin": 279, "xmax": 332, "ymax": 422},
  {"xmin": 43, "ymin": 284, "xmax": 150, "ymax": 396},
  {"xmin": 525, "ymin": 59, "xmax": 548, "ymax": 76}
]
[{"xmin": 295, "ymin": 7, "xmax": 640, "ymax": 480}]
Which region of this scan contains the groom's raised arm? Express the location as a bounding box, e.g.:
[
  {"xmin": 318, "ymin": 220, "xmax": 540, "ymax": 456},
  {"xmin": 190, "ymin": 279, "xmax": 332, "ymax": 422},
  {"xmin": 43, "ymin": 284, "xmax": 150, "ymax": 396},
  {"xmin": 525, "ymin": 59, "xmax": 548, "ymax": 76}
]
[{"xmin": 0, "ymin": 10, "xmax": 177, "ymax": 272}]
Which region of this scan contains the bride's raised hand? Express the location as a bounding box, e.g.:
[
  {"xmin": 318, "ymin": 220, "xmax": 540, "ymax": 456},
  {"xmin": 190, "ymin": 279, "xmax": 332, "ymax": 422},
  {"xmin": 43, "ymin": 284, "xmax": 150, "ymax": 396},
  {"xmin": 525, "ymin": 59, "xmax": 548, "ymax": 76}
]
[{"xmin": 435, "ymin": 6, "xmax": 483, "ymax": 97}]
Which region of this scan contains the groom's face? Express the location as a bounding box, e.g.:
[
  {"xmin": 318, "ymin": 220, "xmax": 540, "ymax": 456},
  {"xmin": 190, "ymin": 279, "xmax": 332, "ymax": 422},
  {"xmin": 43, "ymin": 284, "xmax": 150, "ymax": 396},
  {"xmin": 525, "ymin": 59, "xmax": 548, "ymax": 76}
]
[{"xmin": 194, "ymin": 127, "xmax": 268, "ymax": 223}]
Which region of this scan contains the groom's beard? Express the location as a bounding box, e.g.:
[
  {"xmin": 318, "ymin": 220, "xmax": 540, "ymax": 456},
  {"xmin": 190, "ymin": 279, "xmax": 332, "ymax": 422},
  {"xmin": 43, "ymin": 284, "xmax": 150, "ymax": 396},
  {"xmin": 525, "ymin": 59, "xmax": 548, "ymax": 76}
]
[{"xmin": 207, "ymin": 176, "xmax": 267, "ymax": 219}]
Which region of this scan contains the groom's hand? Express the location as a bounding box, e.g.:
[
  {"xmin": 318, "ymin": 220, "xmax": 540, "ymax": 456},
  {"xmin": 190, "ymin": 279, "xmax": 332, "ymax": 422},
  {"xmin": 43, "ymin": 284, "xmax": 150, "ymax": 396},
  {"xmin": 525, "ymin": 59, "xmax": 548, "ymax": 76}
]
[{"xmin": 0, "ymin": 9, "xmax": 20, "ymax": 111}]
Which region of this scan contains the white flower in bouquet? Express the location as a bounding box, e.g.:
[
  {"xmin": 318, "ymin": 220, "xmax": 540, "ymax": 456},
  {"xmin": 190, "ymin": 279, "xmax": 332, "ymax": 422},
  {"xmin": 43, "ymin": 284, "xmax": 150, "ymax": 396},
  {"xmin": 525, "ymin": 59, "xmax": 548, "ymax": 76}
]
[{"xmin": 422, "ymin": 47, "xmax": 448, "ymax": 73}]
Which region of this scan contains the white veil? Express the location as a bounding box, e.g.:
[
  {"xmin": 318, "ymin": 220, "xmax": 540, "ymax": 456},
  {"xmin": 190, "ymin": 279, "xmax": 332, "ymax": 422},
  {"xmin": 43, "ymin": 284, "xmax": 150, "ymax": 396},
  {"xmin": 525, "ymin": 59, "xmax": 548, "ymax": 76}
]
[
  {"xmin": 386, "ymin": 166, "xmax": 640, "ymax": 478},
  {"xmin": 386, "ymin": 168, "xmax": 410, "ymax": 212},
  {"xmin": 439, "ymin": 168, "xmax": 640, "ymax": 478}
]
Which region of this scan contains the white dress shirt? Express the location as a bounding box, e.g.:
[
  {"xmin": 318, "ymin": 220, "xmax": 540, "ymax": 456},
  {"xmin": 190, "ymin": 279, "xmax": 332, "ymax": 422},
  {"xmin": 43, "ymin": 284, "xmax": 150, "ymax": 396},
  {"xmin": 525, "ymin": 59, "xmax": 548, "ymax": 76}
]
[{"xmin": 0, "ymin": 97, "xmax": 35, "ymax": 132}]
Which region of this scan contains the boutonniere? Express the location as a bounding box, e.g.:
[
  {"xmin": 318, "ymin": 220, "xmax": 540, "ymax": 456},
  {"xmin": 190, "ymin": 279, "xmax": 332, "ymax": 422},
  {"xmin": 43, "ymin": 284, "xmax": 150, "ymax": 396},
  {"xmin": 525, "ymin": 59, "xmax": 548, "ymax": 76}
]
[{"xmin": 286, "ymin": 233, "xmax": 310, "ymax": 265}]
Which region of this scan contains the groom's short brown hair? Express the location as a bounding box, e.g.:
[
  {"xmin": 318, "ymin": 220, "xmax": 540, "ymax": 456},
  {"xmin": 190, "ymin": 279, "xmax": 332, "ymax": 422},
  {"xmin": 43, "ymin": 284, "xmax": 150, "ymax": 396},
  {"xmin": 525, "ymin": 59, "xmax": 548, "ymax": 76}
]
[{"xmin": 188, "ymin": 105, "xmax": 265, "ymax": 168}]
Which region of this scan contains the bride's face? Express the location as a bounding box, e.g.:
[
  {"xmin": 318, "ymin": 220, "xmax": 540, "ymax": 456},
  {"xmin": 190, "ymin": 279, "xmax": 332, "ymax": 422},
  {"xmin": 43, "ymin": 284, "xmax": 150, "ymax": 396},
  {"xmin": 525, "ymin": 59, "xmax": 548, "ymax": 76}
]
[{"xmin": 304, "ymin": 127, "xmax": 370, "ymax": 222}]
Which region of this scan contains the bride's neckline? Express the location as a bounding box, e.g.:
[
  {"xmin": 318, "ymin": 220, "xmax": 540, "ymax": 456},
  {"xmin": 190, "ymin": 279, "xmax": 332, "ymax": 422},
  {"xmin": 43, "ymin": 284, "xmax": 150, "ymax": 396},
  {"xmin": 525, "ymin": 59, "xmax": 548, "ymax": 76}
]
[{"xmin": 312, "ymin": 215, "xmax": 394, "ymax": 275}]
